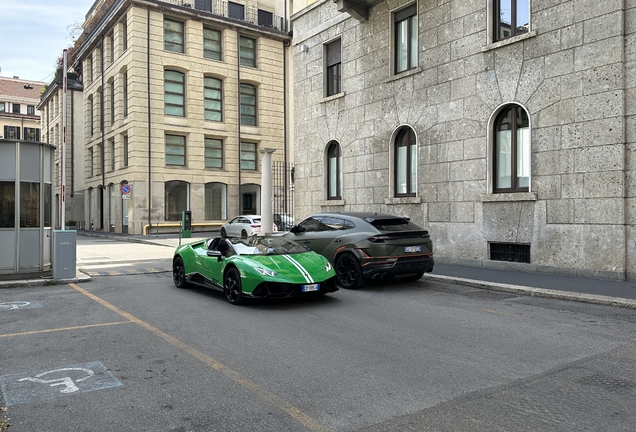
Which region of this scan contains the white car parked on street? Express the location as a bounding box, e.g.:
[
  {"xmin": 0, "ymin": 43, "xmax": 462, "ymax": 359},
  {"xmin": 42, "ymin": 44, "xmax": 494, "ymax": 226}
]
[{"xmin": 220, "ymin": 215, "xmax": 278, "ymax": 237}]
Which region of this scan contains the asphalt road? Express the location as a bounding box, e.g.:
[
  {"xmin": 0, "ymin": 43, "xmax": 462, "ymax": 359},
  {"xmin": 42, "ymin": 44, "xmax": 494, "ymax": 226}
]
[{"xmin": 2, "ymin": 271, "xmax": 636, "ymax": 431}]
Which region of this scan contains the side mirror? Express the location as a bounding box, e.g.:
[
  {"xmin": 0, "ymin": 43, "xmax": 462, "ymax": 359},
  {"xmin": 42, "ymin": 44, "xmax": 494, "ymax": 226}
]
[
  {"xmin": 206, "ymin": 250, "xmax": 222, "ymax": 258},
  {"xmin": 290, "ymin": 225, "xmax": 304, "ymax": 233}
]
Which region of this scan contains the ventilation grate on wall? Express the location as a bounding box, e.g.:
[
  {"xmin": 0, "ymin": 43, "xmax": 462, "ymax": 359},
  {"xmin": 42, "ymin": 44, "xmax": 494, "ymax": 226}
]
[{"xmin": 490, "ymin": 242, "xmax": 530, "ymax": 263}]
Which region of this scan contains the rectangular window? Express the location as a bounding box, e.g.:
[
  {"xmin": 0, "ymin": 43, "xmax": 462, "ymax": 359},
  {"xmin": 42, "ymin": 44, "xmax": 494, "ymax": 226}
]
[
  {"xmin": 110, "ymin": 80, "xmax": 115, "ymax": 124},
  {"xmin": 494, "ymin": 0, "xmax": 530, "ymax": 42},
  {"xmin": 122, "ymin": 19, "xmax": 128, "ymax": 51},
  {"xmin": 240, "ymin": 83, "xmax": 257, "ymax": 126},
  {"xmin": 325, "ymin": 39, "xmax": 341, "ymax": 96},
  {"xmin": 88, "ymin": 98, "xmax": 94, "ymax": 135},
  {"xmin": 195, "ymin": 0, "xmax": 213, "ymax": 12},
  {"xmin": 239, "ymin": 36, "xmax": 256, "ymax": 67},
  {"xmin": 205, "ymin": 138, "xmax": 223, "ymax": 168},
  {"xmin": 240, "ymin": 142, "xmax": 257, "ymax": 170},
  {"xmin": 123, "ymin": 71, "xmax": 128, "ymax": 117},
  {"xmin": 20, "ymin": 182, "xmax": 40, "ymax": 228},
  {"xmin": 0, "ymin": 182, "xmax": 15, "ymax": 228},
  {"xmin": 110, "ymin": 139, "xmax": 116, "ymax": 171},
  {"xmin": 203, "ymin": 28, "xmax": 221, "ymax": 60},
  {"xmin": 0, "ymin": 102, "xmax": 5, "ymax": 112},
  {"xmin": 205, "ymin": 183, "xmax": 225, "ymax": 220},
  {"xmin": 166, "ymin": 134, "xmax": 186, "ymax": 166},
  {"xmin": 109, "ymin": 32, "xmax": 115, "ymax": 64},
  {"xmin": 24, "ymin": 128, "xmax": 40, "ymax": 142},
  {"xmin": 165, "ymin": 181, "xmax": 188, "ymax": 221},
  {"xmin": 228, "ymin": 1, "xmax": 245, "ymax": 19},
  {"xmin": 89, "ymin": 147, "xmax": 94, "ymax": 176},
  {"xmin": 165, "ymin": 70, "xmax": 185, "ymax": 116},
  {"xmin": 12, "ymin": 104, "xmax": 20, "ymax": 114},
  {"xmin": 164, "ymin": 18, "xmax": 184, "ymax": 53},
  {"xmin": 204, "ymin": 77, "xmax": 222, "ymax": 121},
  {"xmin": 4, "ymin": 126, "xmax": 20, "ymax": 140},
  {"xmin": 258, "ymin": 9, "xmax": 273, "ymax": 27},
  {"xmin": 27, "ymin": 105, "xmax": 35, "ymax": 115},
  {"xmin": 394, "ymin": 4, "xmax": 418, "ymax": 74},
  {"xmin": 123, "ymin": 135, "xmax": 129, "ymax": 167}
]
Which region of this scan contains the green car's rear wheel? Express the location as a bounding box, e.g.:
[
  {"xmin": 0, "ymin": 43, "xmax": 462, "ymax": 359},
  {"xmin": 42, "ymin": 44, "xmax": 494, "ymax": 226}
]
[
  {"xmin": 224, "ymin": 267, "xmax": 243, "ymax": 305},
  {"xmin": 335, "ymin": 252, "xmax": 364, "ymax": 290},
  {"xmin": 173, "ymin": 256, "xmax": 189, "ymax": 289}
]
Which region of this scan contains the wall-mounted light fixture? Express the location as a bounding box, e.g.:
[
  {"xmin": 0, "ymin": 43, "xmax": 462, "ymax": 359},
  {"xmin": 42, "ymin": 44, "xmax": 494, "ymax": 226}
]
[{"xmin": 300, "ymin": 44, "xmax": 309, "ymax": 53}]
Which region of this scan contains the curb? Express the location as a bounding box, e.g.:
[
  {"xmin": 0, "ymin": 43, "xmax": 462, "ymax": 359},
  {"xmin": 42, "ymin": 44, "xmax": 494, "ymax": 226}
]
[
  {"xmin": 0, "ymin": 272, "xmax": 91, "ymax": 289},
  {"xmin": 423, "ymin": 274, "xmax": 636, "ymax": 310}
]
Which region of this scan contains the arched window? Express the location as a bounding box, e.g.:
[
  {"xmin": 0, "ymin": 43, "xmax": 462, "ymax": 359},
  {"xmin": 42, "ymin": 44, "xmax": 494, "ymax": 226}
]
[
  {"xmin": 394, "ymin": 127, "xmax": 417, "ymax": 197},
  {"xmin": 165, "ymin": 180, "xmax": 189, "ymax": 221},
  {"xmin": 327, "ymin": 141, "xmax": 342, "ymax": 200},
  {"xmin": 204, "ymin": 77, "xmax": 222, "ymax": 121},
  {"xmin": 494, "ymin": 105, "xmax": 530, "ymax": 193},
  {"xmin": 204, "ymin": 182, "xmax": 227, "ymax": 220}
]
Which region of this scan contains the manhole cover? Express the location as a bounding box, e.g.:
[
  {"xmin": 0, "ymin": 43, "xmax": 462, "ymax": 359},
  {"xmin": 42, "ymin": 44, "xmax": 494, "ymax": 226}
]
[{"xmin": 463, "ymin": 290, "xmax": 518, "ymax": 301}]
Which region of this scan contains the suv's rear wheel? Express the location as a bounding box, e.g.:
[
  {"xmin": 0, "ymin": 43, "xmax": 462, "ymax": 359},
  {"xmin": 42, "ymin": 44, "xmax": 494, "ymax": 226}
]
[{"xmin": 335, "ymin": 252, "xmax": 365, "ymax": 289}]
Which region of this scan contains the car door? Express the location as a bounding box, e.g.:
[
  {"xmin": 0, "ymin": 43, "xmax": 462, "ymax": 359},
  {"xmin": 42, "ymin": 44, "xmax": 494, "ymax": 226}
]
[
  {"xmin": 310, "ymin": 216, "xmax": 348, "ymax": 256},
  {"xmin": 284, "ymin": 216, "xmax": 324, "ymax": 250}
]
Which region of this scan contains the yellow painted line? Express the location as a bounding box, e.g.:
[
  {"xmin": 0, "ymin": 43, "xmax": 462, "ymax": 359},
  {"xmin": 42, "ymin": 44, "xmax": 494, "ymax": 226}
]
[
  {"xmin": 146, "ymin": 268, "xmax": 158, "ymax": 273},
  {"xmin": 108, "ymin": 271, "xmax": 121, "ymax": 276},
  {"xmin": 68, "ymin": 283, "xmax": 331, "ymax": 432},
  {"xmin": 126, "ymin": 269, "xmax": 141, "ymax": 274},
  {"xmin": 0, "ymin": 321, "xmax": 130, "ymax": 338},
  {"xmin": 87, "ymin": 272, "xmax": 100, "ymax": 276}
]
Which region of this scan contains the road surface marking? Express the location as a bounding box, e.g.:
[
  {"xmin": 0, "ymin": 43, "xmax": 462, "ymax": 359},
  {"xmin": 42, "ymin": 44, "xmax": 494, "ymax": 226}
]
[
  {"xmin": 0, "ymin": 321, "xmax": 130, "ymax": 339},
  {"xmin": 69, "ymin": 282, "xmax": 332, "ymax": 432}
]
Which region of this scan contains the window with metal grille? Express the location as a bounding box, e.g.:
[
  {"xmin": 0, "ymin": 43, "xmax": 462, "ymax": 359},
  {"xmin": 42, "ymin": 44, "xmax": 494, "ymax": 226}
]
[
  {"xmin": 490, "ymin": 243, "xmax": 530, "ymax": 263},
  {"xmin": 195, "ymin": 0, "xmax": 212, "ymax": 12}
]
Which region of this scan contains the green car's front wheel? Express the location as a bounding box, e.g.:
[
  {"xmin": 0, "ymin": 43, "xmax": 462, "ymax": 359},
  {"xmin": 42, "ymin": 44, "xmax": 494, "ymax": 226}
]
[
  {"xmin": 335, "ymin": 252, "xmax": 365, "ymax": 290},
  {"xmin": 224, "ymin": 267, "xmax": 243, "ymax": 305},
  {"xmin": 173, "ymin": 256, "xmax": 190, "ymax": 289}
]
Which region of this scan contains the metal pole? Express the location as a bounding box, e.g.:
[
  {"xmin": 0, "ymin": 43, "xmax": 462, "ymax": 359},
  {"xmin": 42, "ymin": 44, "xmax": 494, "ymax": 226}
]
[
  {"xmin": 259, "ymin": 148, "xmax": 276, "ymax": 233},
  {"xmin": 61, "ymin": 49, "xmax": 68, "ymax": 229}
]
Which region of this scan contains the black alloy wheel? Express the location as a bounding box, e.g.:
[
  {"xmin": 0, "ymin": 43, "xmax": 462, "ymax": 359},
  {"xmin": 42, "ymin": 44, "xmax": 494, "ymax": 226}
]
[
  {"xmin": 173, "ymin": 256, "xmax": 189, "ymax": 288},
  {"xmin": 241, "ymin": 229, "xmax": 248, "ymax": 238},
  {"xmin": 335, "ymin": 252, "xmax": 365, "ymax": 289},
  {"xmin": 220, "ymin": 227, "xmax": 227, "ymax": 237},
  {"xmin": 224, "ymin": 267, "xmax": 243, "ymax": 305}
]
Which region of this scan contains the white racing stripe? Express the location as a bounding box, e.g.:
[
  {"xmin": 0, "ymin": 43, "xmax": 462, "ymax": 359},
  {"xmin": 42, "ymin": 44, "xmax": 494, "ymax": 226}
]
[{"xmin": 282, "ymin": 255, "xmax": 314, "ymax": 284}]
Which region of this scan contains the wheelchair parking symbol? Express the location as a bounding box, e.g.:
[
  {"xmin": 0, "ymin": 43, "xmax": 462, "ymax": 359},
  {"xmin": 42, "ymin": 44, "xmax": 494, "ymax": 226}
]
[
  {"xmin": 0, "ymin": 361, "xmax": 122, "ymax": 406},
  {"xmin": 0, "ymin": 301, "xmax": 42, "ymax": 311}
]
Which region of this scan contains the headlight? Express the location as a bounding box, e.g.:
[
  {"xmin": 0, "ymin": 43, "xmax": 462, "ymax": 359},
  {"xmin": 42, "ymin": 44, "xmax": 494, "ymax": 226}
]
[
  {"xmin": 255, "ymin": 268, "xmax": 278, "ymax": 277},
  {"xmin": 325, "ymin": 262, "xmax": 332, "ymax": 272}
]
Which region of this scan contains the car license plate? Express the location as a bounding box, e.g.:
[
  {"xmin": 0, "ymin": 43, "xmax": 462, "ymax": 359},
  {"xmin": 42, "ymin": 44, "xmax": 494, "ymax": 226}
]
[
  {"xmin": 302, "ymin": 283, "xmax": 320, "ymax": 292},
  {"xmin": 404, "ymin": 246, "xmax": 422, "ymax": 253}
]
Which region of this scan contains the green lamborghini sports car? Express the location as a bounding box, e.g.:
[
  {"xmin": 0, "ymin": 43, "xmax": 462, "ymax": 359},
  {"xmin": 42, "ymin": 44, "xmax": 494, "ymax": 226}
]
[{"xmin": 172, "ymin": 236, "xmax": 338, "ymax": 305}]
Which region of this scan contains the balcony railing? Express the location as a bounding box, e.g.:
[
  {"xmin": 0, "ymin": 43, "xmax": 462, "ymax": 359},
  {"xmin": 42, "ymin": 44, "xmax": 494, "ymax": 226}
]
[{"xmin": 161, "ymin": 0, "xmax": 288, "ymax": 32}]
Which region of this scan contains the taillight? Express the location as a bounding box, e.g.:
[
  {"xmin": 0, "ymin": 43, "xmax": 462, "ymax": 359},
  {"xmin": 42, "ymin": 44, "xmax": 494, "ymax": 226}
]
[
  {"xmin": 251, "ymin": 224, "xmax": 261, "ymax": 228},
  {"xmin": 368, "ymin": 236, "xmax": 389, "ymax": 243}
]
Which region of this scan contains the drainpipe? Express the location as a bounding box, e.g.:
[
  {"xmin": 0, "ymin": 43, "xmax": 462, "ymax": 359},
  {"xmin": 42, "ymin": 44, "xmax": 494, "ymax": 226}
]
[
  {"xmin": 621, "ymin": 0, "xmax": 628, "ymax": 281},
  {"xmin": 100, "ymin": 35, "xmax": 105, "ymax": 231},
  {"xmin": 237, "ymin": 31, "xmax": 242, "ymax": 213},
  {"xmin": 147, "ymin": 7, "xmax": 152, "ymax": 233},
  {"xmin": 283, "ymin": 39, "xmax": 288, "ymax": 214}
]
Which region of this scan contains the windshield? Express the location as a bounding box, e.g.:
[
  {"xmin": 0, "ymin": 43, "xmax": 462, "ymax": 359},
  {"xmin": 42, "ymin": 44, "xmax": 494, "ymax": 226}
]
[
  {"xmin": 367, "ymin": 217, "xmax": 423, "ymax": 232},
  {"xmin": 228, "ymin": 236, "xmax": 309, "ymax": 255}
]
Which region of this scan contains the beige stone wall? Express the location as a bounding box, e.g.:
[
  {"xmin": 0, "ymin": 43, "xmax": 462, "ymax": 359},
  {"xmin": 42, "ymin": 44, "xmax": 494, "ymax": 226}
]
[
  {"xmin": 292, "ymin": 0, "xmax": 631, "ymax": 280},
  {"xmin": 80, "ymin": 1, "xmax": 289, "ymax": 234}
]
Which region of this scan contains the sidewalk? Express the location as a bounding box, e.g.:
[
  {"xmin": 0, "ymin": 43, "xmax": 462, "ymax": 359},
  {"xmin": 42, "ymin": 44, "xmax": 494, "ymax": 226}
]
[{"xmin": 2, "ymin": 230, "xmax": 636, "ymax": 310}]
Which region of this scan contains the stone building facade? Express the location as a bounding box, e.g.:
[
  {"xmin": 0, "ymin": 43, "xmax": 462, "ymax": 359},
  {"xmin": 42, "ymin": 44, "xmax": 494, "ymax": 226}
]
[
  {"xmin": 39, "ymin": 76, "xmax": 86, "ymax": 228},
  {"xmin": 73, "ymin": 0, "xmax": 291, "ymax": 234},
  {"xmin": 290, "ymin": 0, "xmax": 635, "ymax": 280}
]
